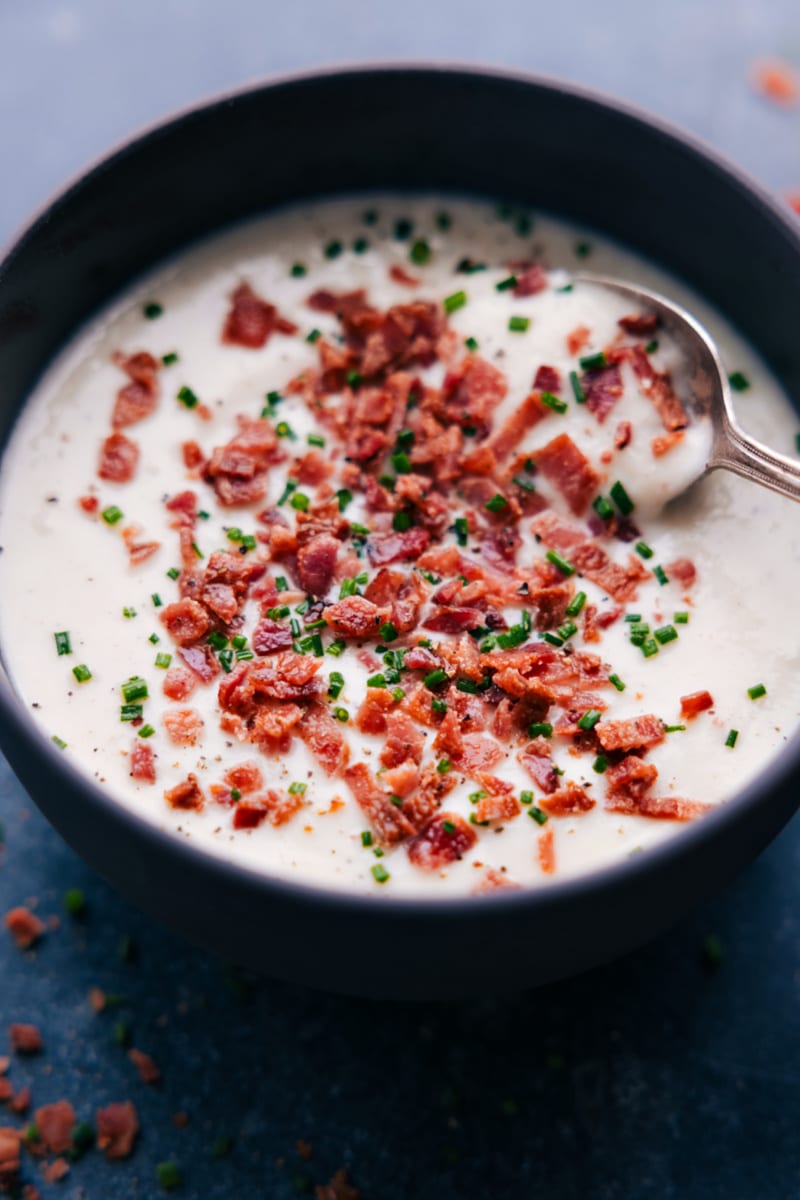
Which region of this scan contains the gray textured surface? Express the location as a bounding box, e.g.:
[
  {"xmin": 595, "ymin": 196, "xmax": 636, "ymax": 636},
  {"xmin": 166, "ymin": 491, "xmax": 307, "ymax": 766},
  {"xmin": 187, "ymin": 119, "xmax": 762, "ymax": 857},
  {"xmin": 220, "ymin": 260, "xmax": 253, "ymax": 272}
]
[{"xmin": 2, "ymin": 3, "xmax": 800, "ymax": 1197}]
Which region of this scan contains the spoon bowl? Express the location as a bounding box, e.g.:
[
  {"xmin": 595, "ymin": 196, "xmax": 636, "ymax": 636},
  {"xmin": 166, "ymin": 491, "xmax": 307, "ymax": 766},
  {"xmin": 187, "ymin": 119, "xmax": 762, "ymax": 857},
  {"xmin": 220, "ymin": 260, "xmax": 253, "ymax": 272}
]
[{"xmin": 577, "ymin": 273, "xmax": 800, "ymax": 502}]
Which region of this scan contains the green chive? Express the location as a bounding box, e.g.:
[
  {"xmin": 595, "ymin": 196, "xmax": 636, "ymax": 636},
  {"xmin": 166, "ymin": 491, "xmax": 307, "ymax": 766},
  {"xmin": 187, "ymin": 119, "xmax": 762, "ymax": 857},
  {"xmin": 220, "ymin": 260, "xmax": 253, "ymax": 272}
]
[
  {"xmin": 578, "ymin": 351, "xmax": 607, "ymax": 371},
  {"xmin": 542, "ymin": 632, "xmax": 563, "ymax": 647},
  {"xmin": 288, "ymin": 781, "xmax": 307, "ymax": 796},
  {"xmin": 565, "ymin": 591, "xmax": 587, "ymax": 617},
  {"xmin": 367, "ymin": 674, "xmax": 387, "ymax": 688},
  {"xmin": 496, "ymin": 275, "xmax": 517, "ymax": 292},
  {"xmin": 747, "ymin": 683, "xmax": 767, "ymax": 700},
  {"xmin": 394, "ymin": 218, "xmax": 413, "ymax": 240},
  {"xmin": 333, "ymin": 707, "xmax": 349, "ymax": 722},
  {"xmin": 674, "ymin": 611, "xmax": 690, "ymax": 624},
  {"xmin": 363, "ymin": 208, "xmax": 378, "ymax": 225},
  {"xmin": 725, "ymin": 729, "xmax": 739, "ymax": 748},
  {"xmin": 290, "ymin": 492, "xmax": 310, "ymax": 512},
  {"xmin": 728, "ymin": 371, "xmax": 750, "ymax": 392},
  {"xmin": 540, "ymin": 391, "xmax": 568, "ymax": 414},
  {"xmin": 327, "ymin": 640, "xmax": 346, "ymax": 658},
  {"xmin": 485, "ymin": 493, "xmax": 509, "ymax": 513},
  {"xmin": 122, "ymin": 677, "xmax": 148, "ymax": 702},
  {"xmin": 275, "ymin": 421, "xmax": 297, "ymax": 440},
  {"xmin": 161, "ymin": 352, "xmax": 178, "ymax": 366},
  {"xmin": 444, "ymin": 290, "xmax": 468, "ymax": 314},
  {"xmin": 380, "ymin": 622, "xmax": 398, "ymax": 642},
  {"xmin": 324, "ymin": 239, "xmax": 342, "ymax": 259},
  {"xmin": 436, "ymin": 759, "xmax": 451, "ymax": 774},
  {"xmin": 569, "ymin": 370, "xmax": 586, "ymax": 404},
  {"xmin": 361, "ymin": 830, "xmax": 373, "ymax": 847},
  {"xmin": 155, "ymin": 1161, "xmax": 181, "ymax": 1191},
  {"xmin": 391, "ymin": 450, "xmax": 411, "ymax": 474},
  {"xmin": 610, "ymin": 480, "xmax": 634, "ymax": 515},
  {"xmin": 372, "ymin": 864, "xmax": 390, "ymax": 884},
  {"xmin": 635, "ymin": 541, "xmax": 654, "ymax": 560},
  {"xmin": 529, "ymin": 807, "xmax": 548, "ymax": 825},
  {"xmin": 436, "ymin": 211, "xmax": 451, "ymax": 230},
  {"xmin": 102, "ymin": 505, "xmax": 124, "ymax": 525},
  {"xmin": 465, "ymin": 336, "xmax": 479, "ymax": 352},
  {"xmin": 653, "ymin": 565, "xmax": 669, "ymax": 586},
  {"xmin": 143, "ymin": 302, "xmax": 163, "ymax": 319},
  {"xmin": 431, "ymin": 697, "xmax": 448, "ymax": 715},
  {"xmin": 592, "ymin": 495, "xmax": 614, "ymax": 521},
  {"xmin": 138, "ymin": 724, "xmax": 155, "ymax": 738},
  {"xmin": 72, "ymin": 664, "xmax": 92, "ymax": 684},
  {"xmin": 577, "ymin": 709, "xmax": 601, "ymax": 731},
  {"xmin": 392, "ymin": 510, "xmax": 412, "ymax": 532},
  {"xmin": 410, "ymin": 239, "xmax": 431, "ymax": 265},
  {"xmin": 528, "ymin": 722, "xmax": 553, "ymax": 739},
  {"xmin": 290, "ymin": 262, "xmax": 306, "ymax": 277},
  {"xmin": 609, "ymin": 673, "xmax": 626, "ymax": 692},
  {"xmin": 545, "ymin": 549, "xmax": 575, "ymax": 577},
  {"xmin": 52, "ymin": 735, "xmax": 67, "ymax": 750},
  {"xmin": 645, "ymin": 339, "xmax": 659, "ymax": 354},
  {"xmin": 55, "ymin": 631, "xmax": 72, "ymax": 656},
  {"xmin": 63, "ymin": 888, "xmax": 86, "ymax": 917},
  {"xmin": 508, "ymin": 316, "xmax": 530, "ymax": 333},
  {"xmin": 454, "ymin": 517, "xmax": 469, "ymax": 546},
  {"xmin": 665, "ymin": 724, "xmax": 686, "ymax": 733},
  {"xmin": 167, "ymin": 566, "xmax": 180, "ymax": 580},
  {"xmin": 641, "ymin": 639, "xmax": 659, "ymax": 658},
  {"xmin": 424, "ymin": 669, "xmax": 449, "ymax": 690},
  {"xmin": 177, "ymin": 385, "xmax": 198, "ymax": 409},
  {"xmin": 306, "ymin": 328, "xmax": 321, "ymax": 344},
  {"xmin": 593, "ymin": 755, "xmax": 608, "ymax": 773},
  {"xmin": 654, "ymin": 624, "xmax": 678, "ymax": 645},
  {"xmin": 574, "ymin": 241, "xmax": 592, "ymax": 258},
  {"xmin": 70, "ymin": 1121, "xmax": 95, "ymax": 1160}
]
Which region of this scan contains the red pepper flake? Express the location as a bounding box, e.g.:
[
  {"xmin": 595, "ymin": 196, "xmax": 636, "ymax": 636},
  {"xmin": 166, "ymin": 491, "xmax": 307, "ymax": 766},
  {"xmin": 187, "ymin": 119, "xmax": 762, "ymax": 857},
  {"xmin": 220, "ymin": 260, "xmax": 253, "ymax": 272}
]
[
  {"xmin": 751, "ymin": 57, "xmax": 800, "ymax": 107},
  {"xmin": 4, "ymin": 907, "xmax": 45, "ymax": 950}
]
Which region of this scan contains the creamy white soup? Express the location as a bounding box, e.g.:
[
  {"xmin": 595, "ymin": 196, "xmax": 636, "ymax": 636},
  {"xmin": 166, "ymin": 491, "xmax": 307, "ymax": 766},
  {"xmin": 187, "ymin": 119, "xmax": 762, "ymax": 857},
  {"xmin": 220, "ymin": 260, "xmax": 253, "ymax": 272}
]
[{"xmin": 0, "ymin": 195, "xmax": 797, "ymax": 897}]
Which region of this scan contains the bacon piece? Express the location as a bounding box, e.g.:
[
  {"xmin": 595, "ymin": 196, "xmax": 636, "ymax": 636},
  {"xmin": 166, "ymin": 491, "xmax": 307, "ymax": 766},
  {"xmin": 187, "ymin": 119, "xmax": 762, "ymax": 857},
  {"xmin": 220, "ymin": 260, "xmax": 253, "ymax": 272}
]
[
  {"xmin": 128, "ymin": 1048, "xmax": 160, "ymax": 1085},
  {"xmin": 252, "ymin": 618, "xmax": 293, "ymax": 655},
  {"xmin": 538, "ymin": 826, "xmax": 556, "ymax": 874},
  {"xmin": 165, "ymin": 489, "xmax": 198, "ymax": 521},
  {"xmin": 222, "ymin": 282, "xmax": 297, "ymax": 347},
  {"xmin": 607, "ymin": 791, "xmax": 709, "ymax": 820},
  {"xmin": 423, "ymin": 606, "xmax": 484, "ymax": 635},
  {"xmin": 324, "ymin": 595, "xmax": 386, "ymax": 639},
  {"xmin": 130, "ymin": 740, "xmax": 156, "ymax": 785},
  {"xmin": 297, "ymin": 700, "xmax": 349, "ymax": 775},
  {"xmin": 529, "ymin": 582, "xmax": 572, "ymax": 631},
  {"xmin": 164, "ymin": 773, "xmax": 204, "ymax": 810},
  {"xmin": 297, "ymin": 533, "xmax": 339, "ymax": 596},
  {"xmin": 345, "ymin": 763, "xmax": 416, "ymax": 844},
  {"xmin": 248, "ymin": 653, "xmax": 322, "ymax": 702},
  {"xmin": 10, "ymin": 1086, "xmax": 30, "ymax": 1116},
  {"xmin": 124, "ymin": 534, "xmax": 160, "ymax": 565},
  {"xmin": 531, "ymin": 511, "xmax": 648, "ymax": 602},
  {"xmin": 163, "ymin": 708, "xmax": 203, "ymax": 746},
  {"xmin": 513, "ymin": 263, "xmax": 548, "ymax": 297},
  {"xmin": 4, "ymin": 907, "xmax": 44, "ymax": 950},
  {"xmin": 614, "ymin": 420, "xmax": 632, "ymax": 450},
  {"xmin": 9, "ymin": 1024, "xmax": 42, "ymax": 1055},
  {"xmin": 539, "ymin": 782, "xmax": 595, "ymax": 816},
  {"xmin": 533, "ymin": 434, "xmax": 599, "ymax": 515},
  {"xmin": 251, "ymin": 702, "xmax": 304, "ymax": 753},
  {"xmin": 96, "ymin": 1101, "xmax": 139, "ymax": 1160},
  {"xmin": 367, "ymin": 527, "xmax": 430, "ymax": 566},
  {"xmin": 204, "ymin": 416, "xmax": 280, "ymax": 507},
  {"xmin": 474, "ymin": 789, "xmax": 520, "ymax": 824},
  {"xmin": 224, "ymin": 761, "xmax": 263, "ymax": 795},
  {"xmin": 667, "ymin": 557, "xmax": 697, "ymax": 589},
  {"xmin": 380, "ymin": 712, "xmax": 425, "ymax": 768},
  {"xmin": 160, "ymin": 598, "xmax": 211, "ymax": 646},
  {"xmin": 651, "ymin": 430, "xmax": 684, "ymax": 457},
  {"xmin": 233, "ymin": 801, "xmax": 268, "ymax": 829},
  {"xmin": 618, "ymin": 312, "xmax": 659, "ymax": 335},
  {"xmin": 389, "ymin": 264, "xmax": 420, "ymax": 287},
  {"xmin": 162, "ymin": 668, "xmax": 196, "ymax": 704},
  {"xmin": 680, "ymin": 690, "xmax": 714, "ymax": 718},
  {"xmin": 519, "ymin": 739, "xmax": 559, "ymax": 793},
  {"xmin": 307, "ymin": 287, "xmax": 368, "ymax": 315},
  {"xmin": 294, "ymin": 448, "xmax": 332, "ymax": 486},
  {"xmin": 407, "ymin": 812, "xmax": 477, "ymax": 870},
  {"xmin": 0, "ymin": 1128, "xmax": 20, "ymax": 1194},
  {"xmin": 457, "ymin": 734, "xmax": 504, "ymax": 774},
  {"xmin": 79, "ymin": 494, "xmax": 99, "ymax": 515},
  {"xmin": 404, "ymin": 646, "xmax": 440, "ymax": 672},
  {"xmin": 623, "ymin": 344, "xmax": 687, "ymax": 431},
  {"xmin": 582, "ymin": 363, "xmax": 623, "ymax": 424},
  {"xmin": 534, "ymin": 364, "xmax": 561, "ymax": 392},
  {"xmin": 439, "ymin": 355, "xmax": 508, "ymax": 435},
  {"xmin": 182, "ymin": 440, "xmax": 205, "ymax": 470},
  {"xmin": 35, "ymin": 1101, "xmax": 75, "ymax": 1154},
  {"xmin": 605, "ymin": 755, "xmax": 658, "ymax": 806},
  {"xmin": 596, "ymin": 715, "xmax": 665, "ymax": 752},
  {"xmin": 111, "ymin": 350, "xmax": 160, "ymax": 428},
  {"xmin": 473, "ymin": 867, "xmax": 522, "ymax": 893},
  {"xmin": 566, "ymin": 325, "xmax": 590, "ymax": 355},
  {"xmin": 98, "ymin": 432, "xmax": 138, "ymax": 483},
  {"xmin": 355, "ymin": 688, "xmax": 396, "ymax": 734},
  {"xmin": 316, "ymin": 1168, "xmax": 361, "ymax": 1200}
]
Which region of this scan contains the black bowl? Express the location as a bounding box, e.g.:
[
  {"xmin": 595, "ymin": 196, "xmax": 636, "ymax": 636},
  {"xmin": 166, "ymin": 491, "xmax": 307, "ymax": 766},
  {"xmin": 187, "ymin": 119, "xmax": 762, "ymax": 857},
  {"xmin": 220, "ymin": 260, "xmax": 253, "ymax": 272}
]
[{"xmin": 1, "ymin": 65, "xmax": 799, "ymax": 1000}]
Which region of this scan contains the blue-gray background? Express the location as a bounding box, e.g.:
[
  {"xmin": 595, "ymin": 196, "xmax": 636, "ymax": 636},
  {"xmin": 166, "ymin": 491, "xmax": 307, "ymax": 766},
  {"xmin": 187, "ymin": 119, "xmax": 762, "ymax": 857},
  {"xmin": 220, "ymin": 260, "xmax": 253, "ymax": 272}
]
[{"xmin": 1, "ymin": 3, "xmax": 799, "ymax": 1197}]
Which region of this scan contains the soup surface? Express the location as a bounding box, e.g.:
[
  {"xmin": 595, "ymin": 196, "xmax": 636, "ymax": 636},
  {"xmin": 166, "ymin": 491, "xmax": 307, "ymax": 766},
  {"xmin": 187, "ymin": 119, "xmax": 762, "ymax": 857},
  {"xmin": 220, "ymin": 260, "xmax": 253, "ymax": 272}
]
[{"xmin": 1, "ymin": 195, "xmax": 797, "ymax": 896}]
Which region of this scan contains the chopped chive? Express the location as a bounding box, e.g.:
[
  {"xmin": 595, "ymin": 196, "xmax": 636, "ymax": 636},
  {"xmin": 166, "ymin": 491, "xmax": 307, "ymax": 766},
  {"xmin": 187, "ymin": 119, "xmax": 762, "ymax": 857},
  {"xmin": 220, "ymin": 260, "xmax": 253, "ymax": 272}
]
[
  {"xmin": 728, "ymin": 371, "xmax": 750, "ymax": 392},
  {"xmin": 102, "ymin": 505, "xmax": 124, "ymax": 526},
  {"xmin": 665, "ymin": 724, "xmax": 686, "ymax": 733},
  {"xmin": 635, "ymin": 541, "xmax": 654, "ymax": 560},
  {"xmin": 327, "ymin": 640, "xmax": 346, "ymax": 658},
  {"xmin": 367, "ymin": 674, "xmax": 387, "ymax": 688},
  {"xmin": 52, "ymin": 735, "xmax": 67, "ymax": 750},
  {"xmin": 167, "ymin": 566, "xmax": 180, "ymax": 580},
  {"xmin": 578, "ymin": 351, "xmax": 607, "ymax": 371},
  {"xmin": 444, "ymin": 290, "xmax": 468, "ymax": 314},
  {"xmin": 545, "ymin": 549, "xmax": 575, "ymax": 577},
  {"xmin": 327, "ymin": 672, "xmax": 345, "ymax": 700},
  {"xmin": 653, "ymin": 565, "xmax": 669, "ymax": 586},
  {"xmin": 610, "ymin": 480, "xmax": 634, "ymax": 515},
  {"xmin": 624, "ymin": 613, "xmax": 642, "ymax": 623},
  {"xmin": 436, "ymin": 211, "xmax": 451, "ymax": 230},
  {"xmin": 120, "ymin": 703, "xmax": 143, "ymax": 722},
  {"xmin": 290, "ymin": 261, "xmax": 307, "ymax": 278},
  {"xmin": 565, "ymin": 591, "xmax": 587, "ymax": 618},
  {"xmin": 191, "ymin": 541, "xmax": 203, "ymax": 560},
  {"xmin": 465, "ymin": 336, "xmax": 479, "ymax": 352},
  {"xmin": 641, "ymin": 639, "xmax": 659, "ymax": 658},
  {"xmin": 333, "ymin": 707, "xmax": 349, "ymax": 722},
  {"xmin": 372, "ymin": 863, "xmax": 390, "ymax": 884},
  {"xmin": 361, "ymin": 830, "xmax": 373, "ymax": 847},
  {"xmin": 122, "ymin": 676, "xmax": 148, "ymax": 702},
  {"xmin": 645, "ymin": 339, "xmax": 659, "ymax": 354},
  {"xmin": 410, "ymin": 239, "xmax": 431, "ymax": 265},
  {"xmin": 519, "ymin": 790, "xmax": 533, "ymax": 806},
  {"xmin": 512, "ymin": 474, "xmax": 536, "ymax": 493},
  {"xmin": 508, "ymin": 315, "xmax": 530, "ymax": 333},
  {"xmin": 454, "ymin": 517, "xmax": 469, "ymax": 546},
  {"xmin": 235, "ymin": 648, "xmax": 254, "ymax": 661},
  {"xmin": 288, "ymin": 781, "xmax": 307, "ymax": 796},
  {"xmin": 391, "ymin": 450, "xmax": 411, "ymax": 474},
  {"xmin": 674, "ymin": 611, "xmax": 689, "ymax": 624},
  {"xmin": 654, "ymin": 624, "xmax": 678, "ymax": 645},
  {"xmin": 324, "ymin": 239, "xmax": 343, "ymax": 259},
  {"xmin": 307, "ymin": 433, "xmax": 326, "ymax": 448},
  {"xmin": 151, "ymin": 593, "xmax": 162, "ymax": 608},
  {"xmin": 592, "ymin": 495, "xmax": 614, "ymax": 521},
  {"xmin": 540, "ymin": 391, "xmax": 568, "ymax": 414},
  {"xmin": 574, "ymin": 241, "xmax": 592, "ymax": 258},
  {"xmin": 275, "ymin": 576, "xmax": 288, "ymax": 592},
  {"xmin": 305, "ymin": 328, "xmax": 322, "ymax": 344},
  {"xmin": 516, "ymin": 213, "xmax": 532, "ymax": 235},
  {"xmin": 424, "ymin": 668, "xmax": 449, "ymax": 690},
  {"xmin": 350, "ymin": 522, "xmax": 370, "ymax": 536},
  {"xmin": 54, "ymin": 631, "xmax": 72, "ymax": 656},
  {"xmin": 275, "ymin": 421, "xmax": 297, "ymax": 441},
  {"xmin": 392, "ymin": 510, "xmax": 412, "ymax": 532},
  {"xmin": 346, "ymin": 370, "xmax": 363, "ymax": 389},
  {"xmin": 138, "ymin": 724, "xmax": 155, "ymax": 738},
  {"xmin": 155, "ymin": 1161, "xmax": 181, "ymax": 1191},
  {"xmin": 353, "ymin": 236, "xmax": 370, "ymax": 253},
  {"xmin": 72, "ymin": 664, "xmax": 92, "ymax": 683},
  {"xmin": 70, "ymin": 1121, "xmax": 95, "ymax": 1160},
  {"xmin": 747, "ymin": 683, "xmax": 767, "ymax": 700},
  {"xmin": 577, "ymin": 709, "xmax": 601, "ymax": 731},
  {"xmin": 457, "ymin": 258, "xmax": 486, "ymax": 274},
  {"xmin": 724, "ymin": 729, "xmax": 739, "ymax": 749},
  {"xmin": 177, "ymin": 385, "xmax": 198, "ymax": 409},
  {"xmin": 436, "ymin": 759, "xmax": 451, "ymax": 774},
  {"xmin": 394, "ymin": 218, "xmax": 413, "ymax": 240},
  {"xmin": 363, "ymin": 208, "xmax": 378, "ymax": 226},
  {"xmin": 496, "ymin": 275, "xmax": 517, "ymax": 292},
  {"xmin": 529, "ymin": 806, "xmax": 548, "ymax": 825},
  {"xmin": 593, "ymin": 755, "xmax": 608, "ymax": 773},
  {"xmin": 456, "ymin": 678, "xmax": 479, "ymax": 694},
  {"xmin": 528, "ymin": 722, "xmax": 553, "ymax": 739},
  {"xmin": 335, "ymin": 488, "xmax": 353, "ymax": 512},
  {"xmin": 143, "ymin": 302, "xmax": 163, "ymax": 319},
  {"xmin": 155, "ymin": 652, "xmax": 172, "ymax": 669},
  {"xmin": 609, "ymin": 673, "xmax": 626, "ymax": 692},
  {"xmin": 389, "ymin": 795, "xmax": 404, "ymax": 808},
  {"xmin": 380, "ymin": 621, "xmax": 398, "ymax": 642},
  {"xmin": 161, "ymin": 351, "xmax": 179, "ymax": 366},
  {"xmin": 290, "ymin": 492, "xmax": 310, "ymax": 512},
  {"xmin": 207, "ymin": 630, "xmax": 228, "ymax": 651},
  {"xmin": 63, "ymin": 887, "xmax": 86, "ymax": 916},
  {"xmin": 569, "ymin": 370, "xmax": 586, "ymax": 404},
  {"xmin": 485, "ymin": 493, "xmax": 509, "ymax": 513},
  {"xmin": 148, "ymin": 633, "xmax": 159, "ymax": 645},
  {"xmin": 557, "ymin": 620, "xmax": 578, "ymax": 641}
]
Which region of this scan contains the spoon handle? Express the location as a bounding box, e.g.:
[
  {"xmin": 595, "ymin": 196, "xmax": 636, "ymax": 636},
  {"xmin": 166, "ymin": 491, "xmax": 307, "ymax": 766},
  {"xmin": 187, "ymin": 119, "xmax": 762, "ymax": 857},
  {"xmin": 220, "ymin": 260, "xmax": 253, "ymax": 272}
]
[{"xmin": 710, "ymin": 417, "xmax": 800, "ymax": 503}]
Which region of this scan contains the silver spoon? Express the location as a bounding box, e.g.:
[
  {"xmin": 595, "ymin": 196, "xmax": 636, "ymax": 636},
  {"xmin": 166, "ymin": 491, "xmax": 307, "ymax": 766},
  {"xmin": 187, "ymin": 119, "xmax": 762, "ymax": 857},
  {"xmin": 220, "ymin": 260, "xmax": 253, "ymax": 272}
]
[{"xmin": 576, "ymin": 273, "xmax": 800, "ymax": 503}]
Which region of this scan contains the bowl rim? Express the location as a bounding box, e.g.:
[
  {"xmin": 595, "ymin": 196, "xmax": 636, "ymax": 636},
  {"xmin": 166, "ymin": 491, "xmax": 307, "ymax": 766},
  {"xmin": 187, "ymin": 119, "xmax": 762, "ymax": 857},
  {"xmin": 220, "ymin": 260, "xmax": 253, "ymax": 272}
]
[{"xmin": 1, "ymin": 59, "xmax": 799, "ymax": 917}]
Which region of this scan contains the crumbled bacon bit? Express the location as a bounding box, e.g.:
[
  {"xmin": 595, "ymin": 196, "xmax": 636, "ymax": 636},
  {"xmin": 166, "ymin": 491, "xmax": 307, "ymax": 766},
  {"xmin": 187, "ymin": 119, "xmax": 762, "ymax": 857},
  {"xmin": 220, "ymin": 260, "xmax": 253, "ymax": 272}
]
[
  {"xmin": 539, "ymin": 782, "xmax": 595, "ymax": 816},
  {"xmin": 605, "ymin": 755, "xmax": 658, "ymax": 808},
  {"xmin": 160, "ymin": 598, "xmax": 211, "ymax": 646},
  {"xmin": 680, "ymin": 690, "xmax": 714, "ymax": 718},
  {"xmin": 0, "ymin": 1128, "xmax": 21, "ymax": 1193},
  {"xmin": 4, "ymin": 908, "xmax": 44, "ymax": 950},
  {"xmin": 42, "ymin": 1158, "xmax": 70, "ymax": 1184},
  {"xmin": 513, "ymin": 262, "xmax": 548, "ymax": 297},
  {"xmin": 222, "ymin": 282, "xmax": 298, "ymax": 347},
  {"xmin": 582, "ymin": 362, "xmax": 623, "ymax": 424},
  {"xmin": 9, "ymin": 1086, "xmax": 30, "ymax": 1116},
  {"xmin": 666, "ymin": 557, "xmax": 697, "ymax": 588},
  {"xmin": 618, "ymin": 312, "xmax": 659, "ymax": 335},
  {"xmin": 204, "ymin": 416, "xmax": 281, "ymax": 507},
  {"xmin": 389, "ymin": 264, "xmax": 420, "ymax": 287},
  {"xmin": 345, "ymin": 763, "xmax": 416, "ymax": 844},
  {"xmin": 533, "ymin": 364, "xmax": 561, "ymax": 393},
  {"xmin": 98, "ymin": 432, "xmax": 139, "ymax": 483},
  {"xmin": 111, "ymin": 350, "xmax": 160, "ymax": 429},
  {"xmin": 538, "ymin": 827, "xmax": 556, "ymax": 874},
  {"xmin": 182, "ymin": 440, "xmax": 205, "ymax": 470},
  {"xmin": 162, "ymin": 667, "xmax": 197, "ymax": 701},
  {"xmin": 129, "ymin": 1048, "xmax": 161, "ymax": 1085},
  {"xmin": 566, "ymin": 325, "xmax": 590, "ymax": 355},
  {"xmin": 407, "ymin": 812, "xmax": 477, "ymax": 870},
  {"xmin": 164, "ymin": 774, "xmax": 204, "ymax": 810},
  {"xmin": 130, "ymin": 740, "xmax": 156, "ymax": 785},
  {"xmin": 163, "ymin": 708, "xmax": 204, "ymax": 746},
  {"xmin": 316, "ymin": 1168, "xmax": 361, "ymax": 1200},
  {"xmin": 78, "ymin": 495, "xmax": 99, "ymax": 515},
  {"xmin": 367, "ymin": 527, "xmax": 430, "ymax": 566},
  {"xmin": 297, "ymin": 700, "xmax": 350, "ymax": 775},
  {"xmin": 95, "ymin": 1101, "xmax": 139, "ymax": 1160},
  {"xmin": 614, "ymin": 420, "xmax": 632, "ymax": 450},
  {"xmin": 533, "ymin": 434, "xmax": 599, "ymax": 515},
  {"xmin": 224, "ymin": 761, "xmax": 263, "ymax": 794},
  {"xmin": 474, "ymin": 789, "xmax": 520, "ymax": 824},
  {"xmin": 472, "ymin": 867, "xmax": 522, "ymax": 893},
  {"xmin": 651, "ymin": 430, "xmax": 684, "ymax": 457},
  {"xmin": 297, "ymin": 533, "xmax": 339, "ymax": 596},
  {"xmin": 9, "ymin": 1025, "xmax": 43, "ymax": 1055},
  {"xmin": 34, "ymin": 1101, "xmax": 75, "ymax": 1154},
  {"xmin": 608, "ymin": 792, "xmax": 710, "ymax": 821},
  {"xmin": 324, "ymin": 595, "xmax": 387, "ymax": 639},
  {"xmin": 596, "ymin": 714, "xmax": 665, "ymax": 752}
]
